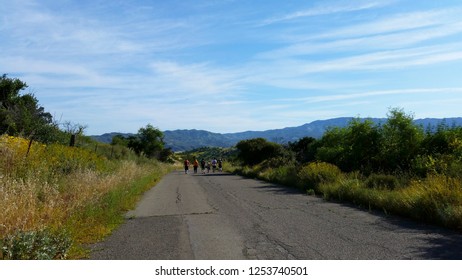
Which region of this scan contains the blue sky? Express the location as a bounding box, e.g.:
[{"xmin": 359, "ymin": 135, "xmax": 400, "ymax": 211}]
[{"xmin": 2, "ymin": 0, "xmax": 462, "ymax": 135}]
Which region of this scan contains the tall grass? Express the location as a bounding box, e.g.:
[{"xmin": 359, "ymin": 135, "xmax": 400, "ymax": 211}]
[
  {"xmin": 312, "ymin": 171, "xmax": 462, "ymax": 229},
  {"xmin": 0, "ymin": 135, "xmax": 173, "ymax": 259}
]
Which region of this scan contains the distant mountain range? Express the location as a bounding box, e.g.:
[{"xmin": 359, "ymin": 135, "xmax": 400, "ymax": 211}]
[{"xmin": 90, "ymin": 117, "xmax": 462, "ymax": 151}]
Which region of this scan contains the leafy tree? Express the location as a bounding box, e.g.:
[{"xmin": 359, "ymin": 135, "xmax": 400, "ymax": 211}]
[
  {"xmin": 415, "ymin": 124, "xmax": 462, "ymax": 177},
  {"xmin": 288, "ymin": 137, "xmax": 318, "ymax": 164},
  {"xmin": 421, "ymin": 123, "xmax": 462, "ymax": 157},
  {"xmin": 111, "ymin": 134, "xmax": 129, "ymax": 146},
  {"xmin": 379, "ymin": 108, "xmax": 424, "ymax": 171},
  {"xmin": 0, "ymin": 74, "xmax": 56, "ymax": 142},
  {"xmin": 158, "ymin": 147, "xmax": 174, "ymax": 163},
  {"xmin": 0, "ymin": 74, "xmax": 27, "ymax": 107},
  {"xmin": 343, "ymin": 118, "xmax": 381, "ymax": 173},
  {"xmin": 127, "ymin": 124, "xmax": 165, "ymax": 159},
  {"xmin": 316, "ymin": 126, "xmax": 348, "ymax": 169},
  {"xmin": 316, "ymin": 110, "xmax": 424, "ymax": 173},
  {"xmin": 235, "ymin": 138, "xmax": 286, "ymax": 166},
  {"xmin": 1, "ymin": 74, "xmax": 29, "ymax": 134}
]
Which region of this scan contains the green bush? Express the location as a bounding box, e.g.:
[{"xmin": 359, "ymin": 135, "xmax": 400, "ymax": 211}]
[
  {"xmin": 266, "ymin": 165, "xmax": 299, "ymax": 186},
  {"xmin": 412, "ymin": 154, "xmax": 462, "ymax": 178},
  {"xmin": 236, "ymin": 138, "xmax": 286, "ymax": 166},
  {"xmin": 365, "ymin": 173, "xmax": 399, "ymax": 190},
  {"xmin": 1, "ymin": 228, "xmax": 72, "ymax": 260},
  {"xmin": 297, "ymin": 162, "xmax": 341, "ymax": 191},
  {"xmin": 332, "ymin": 178, "xmax": 362, "ymax": 202},
  {"xmin": 378, "ymin": 108, "xmax": 424, "ymax": 171}
]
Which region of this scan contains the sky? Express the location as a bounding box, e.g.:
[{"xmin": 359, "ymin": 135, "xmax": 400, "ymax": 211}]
[{"xmin": 2, "ymin": 0, "xmax": 462, "ymax": 135}]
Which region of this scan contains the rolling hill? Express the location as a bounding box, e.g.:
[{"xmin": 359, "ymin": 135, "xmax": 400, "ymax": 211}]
[{"xmin": 91, "ymin": 117, "xmax": 462, "ymax": 151}]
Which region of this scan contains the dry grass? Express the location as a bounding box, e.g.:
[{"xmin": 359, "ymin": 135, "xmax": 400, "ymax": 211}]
[
  {"xmin": 0, "ymin": 135, "xmax": 171, "ymax": 246},
  {"xmin": 398, "ymin": 175, "xmax": 462, "ymax": 228},
  {"xmin": 317, "ymin": 173, "xmax": 462, "ymax": 229},
  {"xmin": 0, "ymin": 159, "xmax": 153, "ymax": 237}
]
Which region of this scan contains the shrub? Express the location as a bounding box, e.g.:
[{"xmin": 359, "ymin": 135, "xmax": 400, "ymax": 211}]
[
  {"xmin": 333, "ymin": 178, "xmax": 362, "ymax": 202},
  {"xmin": 260, "ymin": 155, "xmax": 295, "ymax": 169},
  {"xmin": 266, "ymin": 165, "xmax": 299, "ymax": 186},
  {"xmin": 378, "ymin": 108, "xmax": 424, "ymax": 171},
  {"xmin": 1, "ymin": 228, "xmax": 72, "ymax": 260},
  {"xmin": 412, "ymin": 154, "xmax": 462, "ymax": 179},
  {"xmin": 400, "ymin": 175, "xmax": 462, "ymax": 228},
  {"xmin": 0, "ymin": 134, "xmax": 173, "ymax": 258},
  {"xmin": 297, "ymin": 162, "xmax": 342, "ymax": 191},
  {"xmin": 0, "ymin": 135, "xmax": 107, "ymax": 179},
  {"xmin": 288, "ymin": 137, "xmax": 318, "ymax": 164},
  {"xmin": 365, "ymin": 173, "xmax": 399, "ymax": 190},
  {"xmin": 236, "ymin": 138, "xmax": 286, "ymax": 166}
]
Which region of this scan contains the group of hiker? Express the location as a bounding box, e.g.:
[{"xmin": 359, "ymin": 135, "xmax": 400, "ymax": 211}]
[{"xmin": 183, "ymin": 158, "xmax": 223, "ymax": 174}]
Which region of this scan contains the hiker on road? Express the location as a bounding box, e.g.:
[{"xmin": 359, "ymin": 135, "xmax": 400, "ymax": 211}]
[
  {"xmin": 193, "ymin": 158, "xmax": 199, "ymax": 174},
  {"xmin": 200, "ymin": 159, "xmax": 206, "ymax": 174},
  {"xmin": 184, "ymin": 159, "xmax": 190, "ymax": 174},
  {"xmin": 218, "ymin": 159, "xmax": 223, "ymax": 172},
  {"xmin": 211, "ymin": 158, "xmax": 218, "ymax": 173}
]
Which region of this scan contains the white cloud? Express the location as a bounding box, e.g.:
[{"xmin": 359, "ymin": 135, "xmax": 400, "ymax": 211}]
[
  {"xmin": 148, "ymin": 61, "xmax": 241, "ymax": 96},
  {"xmin": 280, "ymin": 88, "xmax": 462, "ymax": 104},
  {"xmin": 256, "ymin": 21, "xmax": 462, "ymax": 60},
  {"xmin": 271, "ymin": 44, "xmax": 462, "ymax": 74},
  {"xmin": 259, "ymin": 0, "xmax": 394, "ymax": 26},
  {"xmin": 313, "ymin": 8, "xmax": 459, "ymax": 40}
]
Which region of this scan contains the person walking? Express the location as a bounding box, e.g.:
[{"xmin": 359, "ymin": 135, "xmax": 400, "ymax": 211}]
[
  {"xmin": 193, "ymin": 158, "xmax": 199, "ymax": 174},
  {"xmin": 218, "ymin": 159, "xmax": 223, "ymax": 172},
  {"xmin": 206, "ymin": 161, "xmax": 211, "ymax": 173},
  {"xmin": 184, "ymin": 159, "xmax": 190, "ymax": 174},
  {"xmin": 200, "ymin": 159, "xmax": 206, "ymax": 174},
  {"xmin": 211, "ymin": 158, "xmax": 217, "ymax": 173}
]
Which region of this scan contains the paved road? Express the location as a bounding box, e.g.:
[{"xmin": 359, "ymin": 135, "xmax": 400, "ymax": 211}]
[{"xmin": 90, "ymin": 171, "xmax": 462, "ymax": 260}]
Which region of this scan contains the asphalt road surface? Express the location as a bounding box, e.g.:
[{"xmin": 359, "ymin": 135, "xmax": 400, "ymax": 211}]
[{"xmin": 90, "ymin": 170, "xmax": 462, "ymax": 260}]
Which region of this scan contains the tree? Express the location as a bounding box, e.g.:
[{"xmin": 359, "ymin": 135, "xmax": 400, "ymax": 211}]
[
  {"xmin": 0, "ymin": 74, "xmax": 27, "ymax": 107},
  {"xmin": 316, "ymin": 126, "xmax": 348, "ymax": 169},
  {"xmin": 343, "ymin": 118, "xmax": 381, "ymax": 173},
  {"xmin": 111, "ymin": 134, "xmax": 129, "ymax": 146},
  {"xmin": 235, "ymin": 138, "xmax": 285, "ymax": 166},
  {"xmin": 127, "ymin": 124, "xmax": 165, "ymax": 159},
  {"xmin": 288, "ymin": 137, "xmax": 318, "ymax": 164},
  {"xmin": 1, "ymin": 74, "xmax": 29, "ymax": 134},
  {"xmin": 379, "ymin": 108, "xmax": 424, "ymax": 171},
  {"xmin": 0, "ymin": 74, "xmax": 55, "ymax": 141}
]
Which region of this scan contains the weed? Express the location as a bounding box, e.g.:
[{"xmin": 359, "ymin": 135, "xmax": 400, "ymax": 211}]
[
  {"xmin": 0, "ymin": 135, "xmax": 173, "ymax": 259},
  {"xmin": 297, "ymin": 162, "xmax": 342, "ymax": 191},
  {"xmin": 365, "ymin": 174, "xmax": 399, "ymax": 190},
  {"xmin": 1, "ymin": 228, "xmax": 72, "ymax": 260}
]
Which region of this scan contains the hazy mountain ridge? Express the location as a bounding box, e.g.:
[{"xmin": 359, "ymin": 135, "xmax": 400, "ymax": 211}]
[{"xmin": 91, "ymin": 117, "xmax": 462, "ymax": 151}]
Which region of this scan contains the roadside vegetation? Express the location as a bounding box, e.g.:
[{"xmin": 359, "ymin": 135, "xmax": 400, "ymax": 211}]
[
  {"xmin": 2, "ymin": 74, "xmax": 461, "ymax": 259},
  {"xmin": 229, "ymin": 108, "xmax": 462, "ymax": 231},
  {"xmin": 178, "ymin": 146, "xmax": 236, "ymax": 162},
  {"xmin": 0, "ymin": 75, "xmax": 174, "ymax": 259}
]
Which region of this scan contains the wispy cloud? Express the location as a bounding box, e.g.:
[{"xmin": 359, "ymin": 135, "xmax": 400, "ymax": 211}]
[
  {"xmin": 239, "ymin": 43, "xmax": 462, "ymax": 94},
  {"xmin": 258, "ymin": 0, "xmax": 394, "ymax": 26},
  {"xmin": 278, "ymin": 88, "xmax": 462, "ymax": 104},
  {"xmin": 307, "ymin": 45, "xmax": 462, "ymax": 72},
  {"xmin": 245, "ymin": 6, "xmax": 462, "ymax": 94},
  {"xmin": 148, "ymin": 61, "xmax": 242, "ymax": 96},
  {"xmin": 257, "ymin": 22, "xmax": 462, "ymax": 60},
  {"xmin": 314, "ymin": 8, "xmax": 459, "ymax": 40},
  {"xmin": 257, "ymin": 7, "xmax": 462, "ymax": 58}
]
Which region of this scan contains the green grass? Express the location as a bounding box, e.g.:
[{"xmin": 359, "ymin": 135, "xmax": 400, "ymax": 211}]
[
  {"xmin": 0, "ymin": 135, "xmax": 174, "ymax": 259},
  {"xmin": 64, "ymin": 162, "xmax": 173, "ymax": 259}
]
